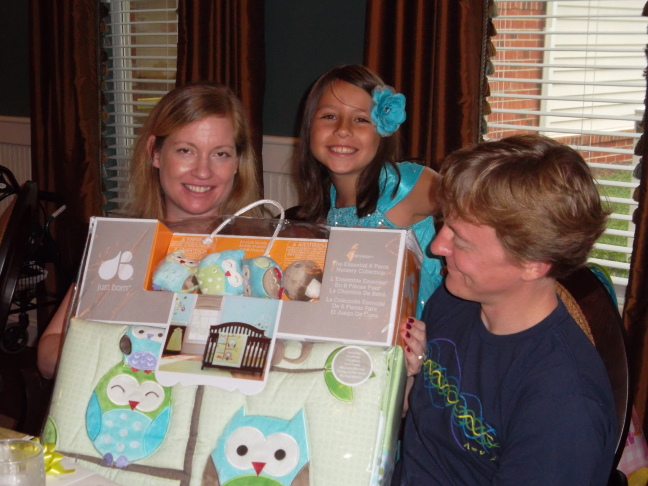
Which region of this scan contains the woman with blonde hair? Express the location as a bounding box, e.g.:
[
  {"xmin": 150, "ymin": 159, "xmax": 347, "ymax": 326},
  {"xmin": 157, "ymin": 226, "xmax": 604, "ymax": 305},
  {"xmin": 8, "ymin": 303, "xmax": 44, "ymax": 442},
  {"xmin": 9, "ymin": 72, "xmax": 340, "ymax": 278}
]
[
  {"xmin": 38, "ymin": 82, "xmax": 263, "ymax": 378},
  {"xmin": 128, "ymin": 82, "xmax": 262, "ymax": 220}
]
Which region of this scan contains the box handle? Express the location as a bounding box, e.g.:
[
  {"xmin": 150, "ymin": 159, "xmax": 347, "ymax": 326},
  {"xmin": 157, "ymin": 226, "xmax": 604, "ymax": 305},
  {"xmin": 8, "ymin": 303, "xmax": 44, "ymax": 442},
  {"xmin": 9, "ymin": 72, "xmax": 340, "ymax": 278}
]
[{"xmin": 202, "ymin": 199, "xmax": 285, "ymax": 256}]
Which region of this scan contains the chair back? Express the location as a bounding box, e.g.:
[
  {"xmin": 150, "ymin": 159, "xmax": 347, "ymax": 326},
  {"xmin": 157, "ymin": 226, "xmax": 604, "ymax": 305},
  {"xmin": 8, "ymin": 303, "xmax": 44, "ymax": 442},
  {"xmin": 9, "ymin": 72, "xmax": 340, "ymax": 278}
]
[
  {"xmin": 0, "ymin": 181, "xmax": 39, "ymax": 336},
  {"xmin": 0, "ymin": 165, "xmax": 20, "ymax": 203},
  {"xmin": 557, "ymin": 266, "xmax": 632, "ymax": 468}
]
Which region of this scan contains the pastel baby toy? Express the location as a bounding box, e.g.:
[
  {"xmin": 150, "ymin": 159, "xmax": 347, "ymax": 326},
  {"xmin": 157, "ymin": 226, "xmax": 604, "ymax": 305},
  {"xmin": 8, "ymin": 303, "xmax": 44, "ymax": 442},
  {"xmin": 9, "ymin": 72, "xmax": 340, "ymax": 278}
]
[
  {"xmin": 242, "ymin": 255, "xmax": 284, "ymax": 299},
  {"xmin": 283, "ymin": 260, "xmax": 323, "ymax": 301},
  {"xmin": 151, "ymin": 250, "xmax": 199, "ymax": 293},
  {"xmin": 201, "ymin": 199, "xmax": 287, "ymax": 300},
  {"xmin": 197, "ymin": 249, "xmax": 245, "ymax": 295}
]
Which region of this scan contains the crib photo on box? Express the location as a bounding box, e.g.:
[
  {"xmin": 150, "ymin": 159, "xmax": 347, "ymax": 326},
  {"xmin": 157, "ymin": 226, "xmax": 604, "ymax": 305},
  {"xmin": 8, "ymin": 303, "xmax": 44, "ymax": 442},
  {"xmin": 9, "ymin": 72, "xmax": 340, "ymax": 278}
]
[{"xmin": 155, "ymin": 295, "xmax": 281, "ymax": 394}]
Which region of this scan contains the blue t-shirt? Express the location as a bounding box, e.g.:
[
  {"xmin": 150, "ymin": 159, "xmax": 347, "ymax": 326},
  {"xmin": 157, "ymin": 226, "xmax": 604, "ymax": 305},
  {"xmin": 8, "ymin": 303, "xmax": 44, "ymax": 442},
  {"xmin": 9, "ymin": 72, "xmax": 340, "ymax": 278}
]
[
  {"xmin": 394, "ymin": 284, "xmax": 617, "ymax": 486},
  {"xmin": 327, "ymin": 161, "xmax": 443, "ymax": 317}
]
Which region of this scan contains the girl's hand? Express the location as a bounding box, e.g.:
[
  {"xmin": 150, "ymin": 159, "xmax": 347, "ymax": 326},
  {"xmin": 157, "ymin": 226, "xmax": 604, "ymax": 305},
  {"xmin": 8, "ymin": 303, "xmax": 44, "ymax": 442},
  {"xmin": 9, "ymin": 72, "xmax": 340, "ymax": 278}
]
[{"xmin": 401, "ymin": 317, "xmax": 426, "ymax": 377}]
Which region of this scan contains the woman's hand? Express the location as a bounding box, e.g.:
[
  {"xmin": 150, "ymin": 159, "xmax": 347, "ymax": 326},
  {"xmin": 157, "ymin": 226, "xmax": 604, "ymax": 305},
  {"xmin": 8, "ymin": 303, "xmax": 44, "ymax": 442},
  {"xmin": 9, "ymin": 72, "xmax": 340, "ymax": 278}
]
[{"xmin": 400, "ymin": 317, "xmax": 426, "ymax": 377}]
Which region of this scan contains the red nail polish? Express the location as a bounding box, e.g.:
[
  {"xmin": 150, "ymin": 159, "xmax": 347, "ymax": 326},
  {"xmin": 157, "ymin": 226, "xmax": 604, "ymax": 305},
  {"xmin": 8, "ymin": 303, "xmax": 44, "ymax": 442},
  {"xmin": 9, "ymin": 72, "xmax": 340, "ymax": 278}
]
[
  {"xmin": 407, "ymin": 317, "xmax": 414, "ymax": 324},
  {"xmin": 405, "ymin": 323, "xmax": 412, "ymax": 330},
  {"xmin": 405, "ymin": 332, "xmax": 411, "ymax": 339},
  {"xmin": 406, "ymin": 346, "xmax": 411, "ymax": 353}
]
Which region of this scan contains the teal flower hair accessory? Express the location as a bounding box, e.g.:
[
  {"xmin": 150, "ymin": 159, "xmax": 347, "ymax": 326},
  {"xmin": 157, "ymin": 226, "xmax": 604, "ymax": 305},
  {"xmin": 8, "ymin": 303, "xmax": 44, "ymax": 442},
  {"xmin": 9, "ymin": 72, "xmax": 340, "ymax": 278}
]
[{"xmin": 371, "ymin": 86, "xmax": 406, "ymax": 137}]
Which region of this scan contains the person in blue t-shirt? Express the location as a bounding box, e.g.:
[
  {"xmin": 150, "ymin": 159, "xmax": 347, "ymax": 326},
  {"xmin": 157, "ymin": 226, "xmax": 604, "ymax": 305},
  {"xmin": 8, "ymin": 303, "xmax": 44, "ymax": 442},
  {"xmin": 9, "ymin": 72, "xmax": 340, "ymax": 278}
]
[{"xmin": 394, "ymin": 134, "xmax": 617, "ymax": 486}]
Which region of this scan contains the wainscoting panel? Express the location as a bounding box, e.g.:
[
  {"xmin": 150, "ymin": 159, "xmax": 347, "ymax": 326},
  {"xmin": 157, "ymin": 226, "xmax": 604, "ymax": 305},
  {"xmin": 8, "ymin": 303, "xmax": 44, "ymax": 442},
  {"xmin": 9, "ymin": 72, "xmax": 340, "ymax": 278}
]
[
  {"xmin": 261, "ymin": 135, "xmax": 299, "ymax": 211},
  {"xmin": 0, "ymin": 123, "xmax": 302, "ymax": 218},
  {"xmin": 0, "ymin": 117, "xmax": 31, "ymax": 215}
]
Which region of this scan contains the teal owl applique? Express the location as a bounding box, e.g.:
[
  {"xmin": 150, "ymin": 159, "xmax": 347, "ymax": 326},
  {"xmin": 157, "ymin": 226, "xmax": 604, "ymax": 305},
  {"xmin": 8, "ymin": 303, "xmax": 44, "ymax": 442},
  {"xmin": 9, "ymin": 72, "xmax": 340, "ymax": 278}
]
[
  {"xmin": 120, "ymin": 325, "xmax": 165, "ymax": 372},
  {"xmin": 204, "ymin": 408, "xmax": 310, "ymax": 485},
  {"xmin": 86, "ymin": 361, "xmax": 172, "ymax": 468}
]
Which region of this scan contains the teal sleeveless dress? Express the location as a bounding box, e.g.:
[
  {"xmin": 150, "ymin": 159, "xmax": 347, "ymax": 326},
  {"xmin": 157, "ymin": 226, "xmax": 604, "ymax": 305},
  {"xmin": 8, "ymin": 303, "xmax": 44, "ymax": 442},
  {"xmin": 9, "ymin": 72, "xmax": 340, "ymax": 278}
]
[{"xmin": 327, "ymin": 161, "xmax": 443, "ymax": 317}]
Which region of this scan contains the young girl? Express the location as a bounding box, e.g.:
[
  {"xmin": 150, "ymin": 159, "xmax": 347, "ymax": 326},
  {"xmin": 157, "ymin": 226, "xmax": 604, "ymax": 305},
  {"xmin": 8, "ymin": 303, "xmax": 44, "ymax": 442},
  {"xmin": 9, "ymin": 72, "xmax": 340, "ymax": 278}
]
[
  {"xmin": 295, "ymin": 65, "xmax": 443, "ymax": 321},
  {"xmin": 294, "ymin": 65, "xmax": 439, "ymax": 376}
]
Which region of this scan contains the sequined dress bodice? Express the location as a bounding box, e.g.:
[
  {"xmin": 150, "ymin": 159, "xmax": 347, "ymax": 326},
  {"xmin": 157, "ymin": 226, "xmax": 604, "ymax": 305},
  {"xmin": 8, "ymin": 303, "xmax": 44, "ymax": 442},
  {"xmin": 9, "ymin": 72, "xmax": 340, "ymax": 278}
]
[{"xmin": 327, "ymin": 162, "xmax": 443, "ymax": 316}]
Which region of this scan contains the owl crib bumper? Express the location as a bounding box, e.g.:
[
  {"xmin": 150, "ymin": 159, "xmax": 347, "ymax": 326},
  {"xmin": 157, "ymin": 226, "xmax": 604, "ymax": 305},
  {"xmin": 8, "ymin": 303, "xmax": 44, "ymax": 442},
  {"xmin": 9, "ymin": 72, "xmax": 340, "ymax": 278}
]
[
  {"xmin": 45, "ymin": 212, "xmax": 419, "ymax": 484},
  {"xmin": 44, "ymin": 318, "xmax": 406, "ymax": 486}
]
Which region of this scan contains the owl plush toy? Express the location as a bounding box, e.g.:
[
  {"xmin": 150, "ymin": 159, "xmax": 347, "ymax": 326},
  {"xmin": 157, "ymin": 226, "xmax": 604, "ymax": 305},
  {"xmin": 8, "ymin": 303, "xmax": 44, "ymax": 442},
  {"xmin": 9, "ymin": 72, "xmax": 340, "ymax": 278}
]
[
  {"xmin": 86, "ymin": 363, "xmax": 171, "ymax": 468},
  {"xmin": 282, "ymin": 260, "xmax": 323, "ymax": 301},
  {"xmin": 119, "ymin": 325, "xmax": 165, "ymax": 372},
  {"xmin": 242, "ymin": 256, "xmax": 284, "ymax": 299},
  {"xmin": 203, "ymin": 407, "xmax": 310, "ymax": 485},
  {"xmin": 196, "ymin": 250, "xmax": 245, "ymax": 296},
  {"xmin": 151, "ymin": 250, "xmax": 199, "ymax": 292}
]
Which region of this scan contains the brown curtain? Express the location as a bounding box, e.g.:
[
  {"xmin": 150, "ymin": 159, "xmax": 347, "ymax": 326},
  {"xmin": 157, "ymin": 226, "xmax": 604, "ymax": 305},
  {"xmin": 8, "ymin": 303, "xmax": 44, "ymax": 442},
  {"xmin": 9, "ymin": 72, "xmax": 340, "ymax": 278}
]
[
  {"xmin": 364, "ymin": 0, "xmax": 488, "ymax": 170},
  {"xmin": 176, "ymin": 0, "xmax": 266, "ymax": 190},
  {"xmin": 29, "ymin": 0, "xmax": 103, "ymax": 289},
  {"xmin": 625, "ymin": 1, "xmax": 648, "ymax": 433}
]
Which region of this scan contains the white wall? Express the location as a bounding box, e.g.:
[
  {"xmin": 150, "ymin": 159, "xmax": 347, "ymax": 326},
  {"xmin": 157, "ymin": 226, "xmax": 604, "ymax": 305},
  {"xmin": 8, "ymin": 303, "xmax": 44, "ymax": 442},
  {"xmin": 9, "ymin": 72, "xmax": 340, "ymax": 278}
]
[{"xmin": 0, "ymin": 118, "xmax": 300, "ymax": 214}]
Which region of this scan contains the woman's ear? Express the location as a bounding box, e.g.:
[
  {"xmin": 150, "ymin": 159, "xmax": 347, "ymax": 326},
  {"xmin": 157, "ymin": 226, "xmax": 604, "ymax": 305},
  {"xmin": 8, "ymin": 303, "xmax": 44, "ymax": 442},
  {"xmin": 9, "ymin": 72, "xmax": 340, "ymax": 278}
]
[{"xmin": 147, "ymin": 135, "xmax": 160, "ymax": 168}]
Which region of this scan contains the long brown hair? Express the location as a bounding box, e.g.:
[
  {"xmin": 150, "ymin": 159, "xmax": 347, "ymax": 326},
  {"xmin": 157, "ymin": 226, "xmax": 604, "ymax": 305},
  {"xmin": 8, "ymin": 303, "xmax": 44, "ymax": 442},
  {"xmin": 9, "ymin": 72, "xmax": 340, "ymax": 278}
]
[
  {"xmin": 295, "ymin": 65, "xmax": 402, "ymax": 222},
  {"xmin": 127, "ymin": 82, "xmax": 262, "ymax": 220}
]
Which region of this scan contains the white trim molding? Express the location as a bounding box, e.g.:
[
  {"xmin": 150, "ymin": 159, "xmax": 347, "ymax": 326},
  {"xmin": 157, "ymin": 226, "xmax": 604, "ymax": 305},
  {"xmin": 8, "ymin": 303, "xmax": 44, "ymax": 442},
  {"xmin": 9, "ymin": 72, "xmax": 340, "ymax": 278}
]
[{"xmin": 262, "ymin": 135, "xmax": 299, "ymax": 211}]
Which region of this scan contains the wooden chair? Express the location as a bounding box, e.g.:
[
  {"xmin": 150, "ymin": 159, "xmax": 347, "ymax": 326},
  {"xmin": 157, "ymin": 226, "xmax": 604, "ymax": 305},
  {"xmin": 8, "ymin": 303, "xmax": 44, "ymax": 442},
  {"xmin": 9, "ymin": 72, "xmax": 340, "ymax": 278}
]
[
  {"xmin": 0, "ymin": 173, "xmax": 68, "ymax": 435},
  {"xmin": 557, "ymin": 265, "xmax": 632, "ymax": 486},
  {"xmin": 0, "ymin": 180, "xmax": 52, "ymax": 435},
  {"xmin": 0, "ymin": 181, "xmax": 39, "ymax": 348}
]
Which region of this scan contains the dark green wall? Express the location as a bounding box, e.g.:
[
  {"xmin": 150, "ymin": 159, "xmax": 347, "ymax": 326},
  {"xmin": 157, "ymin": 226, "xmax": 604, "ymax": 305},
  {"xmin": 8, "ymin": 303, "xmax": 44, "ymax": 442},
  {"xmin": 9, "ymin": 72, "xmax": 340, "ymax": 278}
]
[
  {"xmin": 0, "ymin": 1, "xmax": 365, "ymax": 131},
  {"xmin": 0, "ymin": 2, "xmax": 30, "ymax": 117},
  {"xmin": 263, "ymin": 0, "xmax": 365, "ymax": 137}
]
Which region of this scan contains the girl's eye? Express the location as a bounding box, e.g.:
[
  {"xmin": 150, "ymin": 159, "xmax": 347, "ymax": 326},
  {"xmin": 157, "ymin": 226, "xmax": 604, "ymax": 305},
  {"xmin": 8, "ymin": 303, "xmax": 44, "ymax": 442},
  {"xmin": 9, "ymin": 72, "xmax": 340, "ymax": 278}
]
[
  {"xmin": 356, "ymin": 117, "xmax": 371, "ymax": 123},
  {"xmin": 321, "ymin": 114, "xmax": 336, "ymax": 120}
]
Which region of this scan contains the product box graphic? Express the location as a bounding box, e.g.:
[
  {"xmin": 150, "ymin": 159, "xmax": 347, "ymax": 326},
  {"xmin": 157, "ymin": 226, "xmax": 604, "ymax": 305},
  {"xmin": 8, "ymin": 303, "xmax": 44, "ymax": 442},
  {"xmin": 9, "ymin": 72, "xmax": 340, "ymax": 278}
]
[
  {"xmin": 278, "ymin": 226, "xmax": 422, "ymax": 346},
  {"xmin": 74, "ymin": 217, "xmax": 421, "ymax": 349},
  {"xmin": 75, "ymin": 218, "xmax": 175, "ymax": 326},
  {"xmin": 47, "ymin": 319, "xmax": 407, "ymax": 486},
  {"xmin": 48, "ymin": 215, "xmax": 415, "ymax": 485}
]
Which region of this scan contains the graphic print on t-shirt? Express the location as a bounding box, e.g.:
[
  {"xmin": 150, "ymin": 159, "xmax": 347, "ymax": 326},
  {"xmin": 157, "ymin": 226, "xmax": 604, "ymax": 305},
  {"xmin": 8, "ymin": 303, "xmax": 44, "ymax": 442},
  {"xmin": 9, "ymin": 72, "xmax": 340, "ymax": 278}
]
[{"xmin": 423, "ymin": 338, "xmax": 500, "ymax": 458}]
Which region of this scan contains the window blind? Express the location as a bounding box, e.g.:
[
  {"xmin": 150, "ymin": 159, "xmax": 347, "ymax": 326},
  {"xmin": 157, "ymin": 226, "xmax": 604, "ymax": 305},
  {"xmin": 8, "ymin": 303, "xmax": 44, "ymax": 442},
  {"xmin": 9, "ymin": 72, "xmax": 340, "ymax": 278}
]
[
  {"xmin": 487, "ymin": 0, "xmax": 645, "ymax": 304},
  {"xmin": 102, "ymin": 0, "xmax": 178, "ymax": 215}
]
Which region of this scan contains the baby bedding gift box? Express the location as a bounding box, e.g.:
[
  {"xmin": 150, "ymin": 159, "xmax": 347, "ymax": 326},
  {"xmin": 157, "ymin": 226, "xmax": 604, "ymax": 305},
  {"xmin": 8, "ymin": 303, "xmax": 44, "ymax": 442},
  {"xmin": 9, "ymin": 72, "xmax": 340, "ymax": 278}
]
[
  {"xmin": 74, "ymin": 216, "xmax": 421, "ymax": 348},
  {"xmin": 44, "ymin": 214, "xmax": 420, "ymax": 485}
]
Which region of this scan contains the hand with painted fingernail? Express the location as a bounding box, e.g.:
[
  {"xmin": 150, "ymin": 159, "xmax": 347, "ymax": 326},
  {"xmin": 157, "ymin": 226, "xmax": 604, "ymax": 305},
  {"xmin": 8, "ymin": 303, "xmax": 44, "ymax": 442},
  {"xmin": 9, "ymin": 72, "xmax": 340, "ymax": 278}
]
[{"xmin": 401, "ymin": 317, "xmax": 426, "ymax": 376}]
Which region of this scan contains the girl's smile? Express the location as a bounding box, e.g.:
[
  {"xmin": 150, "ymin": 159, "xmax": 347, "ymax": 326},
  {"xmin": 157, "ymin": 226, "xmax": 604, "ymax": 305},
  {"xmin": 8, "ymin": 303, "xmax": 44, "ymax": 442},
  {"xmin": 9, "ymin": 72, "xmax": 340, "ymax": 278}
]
[{"xmin": 328, "ymin": 145, "xmax": 358, "ymax": 154}]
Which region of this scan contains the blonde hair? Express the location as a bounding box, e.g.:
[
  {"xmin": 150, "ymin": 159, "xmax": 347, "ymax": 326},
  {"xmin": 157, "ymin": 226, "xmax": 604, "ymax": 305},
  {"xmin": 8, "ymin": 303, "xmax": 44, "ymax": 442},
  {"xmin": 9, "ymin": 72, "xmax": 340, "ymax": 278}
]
[
  {"xmin": 127, "ymin": 82, "xmax": 262, "ymax": 220},
  {"xmin": 438, "ymin": 134, "xmax": 609, "ymax": 279}
]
